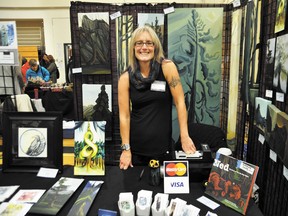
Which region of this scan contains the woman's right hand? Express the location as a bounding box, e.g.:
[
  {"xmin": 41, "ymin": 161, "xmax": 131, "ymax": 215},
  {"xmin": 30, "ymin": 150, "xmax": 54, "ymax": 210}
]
[{"xmin": 119, "ymin": 150, "xmax": 133, "ymax": 170}]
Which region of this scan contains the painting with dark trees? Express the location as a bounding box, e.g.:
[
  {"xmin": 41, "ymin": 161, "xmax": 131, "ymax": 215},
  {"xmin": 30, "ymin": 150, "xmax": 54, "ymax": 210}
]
[
  {"xmin": 82, "ymin": 84, "xmax": 112, "ymax": 139},
  {"xmin": 78, "ymin": 12, "xmax": 110, "ymax": 74},
  {"xmin": 138, "ymin": 13, "xmax": 164, "ymax": 44},
  {"xmin": 116, "ymin": 15, "xmax": 133, "ymax": 76},
  {"xmin": 266, "ymin": 105, "xmax": 288, "ymax": 167},
  {"xmin": 167, "ymin": 8, "xmax": 223, "ymax": 141},
  {"xmin": 29, "ymin": 177, "xmax": 84, "ymax": 215},
  {"xmin": 254, "ymin": 97, "xmax": 272, "ymax": 133}
]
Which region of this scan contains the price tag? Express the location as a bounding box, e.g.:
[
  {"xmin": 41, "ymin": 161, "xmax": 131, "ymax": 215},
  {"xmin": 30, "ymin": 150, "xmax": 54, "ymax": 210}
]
[
  {"xmin": 110, "ymin": 11, "xmax": 121, "ymax": 20},
  {"xmin": 163, "ymin": 7, "xmax": 175, "ymax": 14},
  {"xmin": 276, "ymin": 92, "xmax": 284, "ymax": 102},
  {"xmin": 232, "ymin": 0, "xmax": 241, "ymax": 7},
  {"xmin": 269, "ymin": 150, "xmax": 277, "ymax": 162},
  {"xmin": 265, "ymin": 89, "xmax": 273, "ymax": 98},
  {"xmin": 258, "ymin": 134, "xmax": 265, "ymax": 145}
]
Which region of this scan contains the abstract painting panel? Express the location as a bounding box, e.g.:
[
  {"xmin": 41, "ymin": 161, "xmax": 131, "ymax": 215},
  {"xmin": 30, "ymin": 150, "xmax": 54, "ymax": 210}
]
[{"xmin": 74, "ymin": 121, "xmax": 105, "ymax": 176}]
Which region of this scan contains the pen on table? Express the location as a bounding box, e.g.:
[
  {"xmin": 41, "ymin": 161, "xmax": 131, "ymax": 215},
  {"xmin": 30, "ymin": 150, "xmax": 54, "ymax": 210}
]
[{"xmin": 138, "ymin": 167, "xmax": 145, "ymax": 181}]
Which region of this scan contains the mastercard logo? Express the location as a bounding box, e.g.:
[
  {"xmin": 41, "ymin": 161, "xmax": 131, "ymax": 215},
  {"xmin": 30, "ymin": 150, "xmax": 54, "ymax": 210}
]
[{"xmin": 165, "ymin": 162, "xmax": 187, "ymax": 176}]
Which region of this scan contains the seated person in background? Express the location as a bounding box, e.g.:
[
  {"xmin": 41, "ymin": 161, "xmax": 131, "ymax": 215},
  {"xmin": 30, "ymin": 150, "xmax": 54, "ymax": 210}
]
[{"xmin": 26, "ymin": 59, "xmax": 50, "ymax": 84}]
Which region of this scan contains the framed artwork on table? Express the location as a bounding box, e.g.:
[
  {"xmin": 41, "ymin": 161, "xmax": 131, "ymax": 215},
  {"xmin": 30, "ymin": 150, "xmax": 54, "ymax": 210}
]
[{"xmin": 2, "ymin": 111, "xmax": 63, "ymax": 173}]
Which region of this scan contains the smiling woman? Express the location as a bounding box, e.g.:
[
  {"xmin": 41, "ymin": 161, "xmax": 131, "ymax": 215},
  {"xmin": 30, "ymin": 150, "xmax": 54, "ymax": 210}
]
[{"xmin": 118, "ymin": 26, "xmax": 196, "ymax": 170}]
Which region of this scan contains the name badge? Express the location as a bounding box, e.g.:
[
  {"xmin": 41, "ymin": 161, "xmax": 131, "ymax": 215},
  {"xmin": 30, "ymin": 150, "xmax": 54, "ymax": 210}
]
[{"xmin": 151, "ymin": 80, "xmax": 166, "ymax": 92}]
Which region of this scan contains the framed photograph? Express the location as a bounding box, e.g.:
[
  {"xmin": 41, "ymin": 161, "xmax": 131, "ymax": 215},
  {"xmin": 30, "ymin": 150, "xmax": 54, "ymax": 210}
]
[{"xmin": 2, "ymin": 111, "xmax": 63, "ymax": 173}]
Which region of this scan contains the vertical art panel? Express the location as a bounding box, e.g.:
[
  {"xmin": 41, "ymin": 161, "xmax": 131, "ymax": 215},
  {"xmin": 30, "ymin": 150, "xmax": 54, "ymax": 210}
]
[
  {"xmin": 74, "ymin": 121, "xmax": 106, "ymax": 175},
  {"xmin": 265, "ymin": 38, "xmax": 276, "ymax": 74},
  {"xmin": 116, "ymin": 15, "xmax": 133, "ymax": 75},
  {"xmin": 254, "ymin": 97, "xmax": 272, "ymax": 133},
  {"xmin": 167, "ymin": 8, "xmax": 223, "ymax": 141},
  {"xmin": 138, "ymin": 13, "xmax": 165, "ymax": 44},
  {"xmin": 78, "ymin": 12, "xmax": 110, "ymax": 74},
  {"xmin": 273, "ymin": 33, "xmax": 288, "ymax": 93},
  {"xmin": 82, "ymin": 84, "xmax": 112, "ymax": 139}
]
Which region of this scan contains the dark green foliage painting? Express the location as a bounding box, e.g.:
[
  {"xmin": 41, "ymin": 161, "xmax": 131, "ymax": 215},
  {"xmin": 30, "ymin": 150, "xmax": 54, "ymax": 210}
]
[{"xmin": 168, "ymin": 8, "xmax": 223, "ymax": 141}]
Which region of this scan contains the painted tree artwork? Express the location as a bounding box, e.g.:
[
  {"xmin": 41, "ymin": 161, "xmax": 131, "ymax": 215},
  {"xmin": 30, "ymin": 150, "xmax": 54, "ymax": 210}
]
[
  {"xmin": 82, "ymin": 84, "xmax": 112, "ymax": 139},
  {"xmin": 254, "ymin": 97, "xmax": 272, "ymax": 133},
  {"xmin": 266, "ymin": 104, "xmax": 281, "ymax": 146},
  {"xmin": 138, "ymin": 13, "xmax": 164, "ymax": 44},
  {"xmin": 74, "ymin": 121, "xmax": 105, "ymax": 176},
  {"xmin": 78, "ymin": 12, "xmax": 110, "ymax": 74},
  {"xmin": 266, "ymin": 110, "xmax": 288, "ymax": 167},
  {"xmin": 116, "ymin": 15, "xmax": 133, "ymax": 76},
  {"xmin": 273, "ymin": 33, "xmax": 288, "ymax": 93},
  {"xmin": 167, "ymin": 8, "xmax": 223, "ymax": 141}
]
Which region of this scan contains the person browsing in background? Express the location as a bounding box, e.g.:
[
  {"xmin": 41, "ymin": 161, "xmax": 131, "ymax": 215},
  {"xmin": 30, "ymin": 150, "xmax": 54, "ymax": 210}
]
[
  {"xmin": 118, "ymin": 25, "xmax": 196, "ymax": 170},
  {"xmin": 26, "ymin": 59, "xmax": 50, "ymax": 84},
  {"xmin": 46, "ymin": 54, "xmax": 58, "ymax": 83}
]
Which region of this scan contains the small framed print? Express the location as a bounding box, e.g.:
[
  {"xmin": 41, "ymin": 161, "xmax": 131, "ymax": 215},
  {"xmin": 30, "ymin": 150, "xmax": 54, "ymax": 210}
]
[{"xmin": 2, "ymin": 111, "xmax": 63, "ymax": 173}]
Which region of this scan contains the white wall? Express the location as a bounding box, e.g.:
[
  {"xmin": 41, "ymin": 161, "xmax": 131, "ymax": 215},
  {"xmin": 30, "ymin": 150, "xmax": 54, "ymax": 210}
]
[{"xmin": 0, "ymin": 0, "xmax": 231, "ymax": 83}]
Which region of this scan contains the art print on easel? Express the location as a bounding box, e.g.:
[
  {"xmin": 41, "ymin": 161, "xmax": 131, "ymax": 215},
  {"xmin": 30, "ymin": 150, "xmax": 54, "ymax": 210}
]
[
  {"xmin": 0, "ymin": 21, "xmax": 17, "ymax": 49},
  {"xmin": 18, "ymin": 128, "xmax": 47, "ymax": 157},
  {"xmin": 74, "ymin": 121, "xmax": 105, "ymax": 176},
  {"xmin": 78, "ymin": 12, "xmax": 110, "ymax": 74}
]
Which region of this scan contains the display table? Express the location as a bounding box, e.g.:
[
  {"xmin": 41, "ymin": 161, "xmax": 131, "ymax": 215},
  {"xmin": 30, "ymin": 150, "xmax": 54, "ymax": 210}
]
[{"xmin": 0, "ymin": 165, "xmax": 263, "ymax": 216}]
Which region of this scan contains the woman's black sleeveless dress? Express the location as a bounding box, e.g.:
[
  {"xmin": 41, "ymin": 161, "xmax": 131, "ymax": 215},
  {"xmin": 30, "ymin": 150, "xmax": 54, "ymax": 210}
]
[{"xmin": 129, "ymin": 66, "xmax": 172, "ymax": 158}]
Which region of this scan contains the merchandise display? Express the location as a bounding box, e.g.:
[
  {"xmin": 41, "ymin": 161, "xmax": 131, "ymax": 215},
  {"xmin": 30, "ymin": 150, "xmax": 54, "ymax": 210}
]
[{"xmin": 205, "ymin": 153, "xmax": 259, "ymax": 215}]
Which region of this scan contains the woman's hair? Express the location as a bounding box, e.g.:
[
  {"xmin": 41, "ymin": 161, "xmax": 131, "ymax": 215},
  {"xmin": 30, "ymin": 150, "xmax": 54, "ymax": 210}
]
[
  {"xmin": 47, "ymin": 55, "xmax": 55, "ymax": 62},
  {"xmin": 128, "ymin": 25, "xmax": 165, "ymax": 72}
]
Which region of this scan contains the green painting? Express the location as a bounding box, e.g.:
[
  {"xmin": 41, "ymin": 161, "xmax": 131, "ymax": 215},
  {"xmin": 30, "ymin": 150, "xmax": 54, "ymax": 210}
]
[{"xmin": 168, "ymin": 8, "xmax": 223, "ymax": 141}]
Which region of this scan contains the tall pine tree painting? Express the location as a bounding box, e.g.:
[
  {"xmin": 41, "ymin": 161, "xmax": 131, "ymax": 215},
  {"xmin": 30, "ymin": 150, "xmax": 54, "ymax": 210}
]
[{"xmin": 168, "ymin": 8, "xmax": 223, "ymax": 141}]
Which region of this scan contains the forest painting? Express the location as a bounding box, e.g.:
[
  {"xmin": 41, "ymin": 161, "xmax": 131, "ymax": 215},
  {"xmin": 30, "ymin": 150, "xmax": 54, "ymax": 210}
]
[
  {"xmin": 82, "ymin": 84, "xmax": 112, "ymax": 139},
  {"xmin": 167, "ymin": 8, "xmax": 223, "ymax": 141},
  {"xmin": 74, "ymin": 121, "xmax": 105, "ymax": 176},
  {"xmin": 273, "ymin": 33, "xmax": 288, "ymax": 93},
  {"xmin": 78, "ymin": 12, "xmax": 110, "ymax": 74},
  {"xmin": 138, "ymin": 13, "xmax": 164, "ymax": 44},
  {"xmin": 116, "ymin": 15, "xmax": 133, "ymax": 76},
  {"xmin": 254, "ymin": 97, "xmax": 272, "ymax": 133}
]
